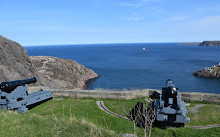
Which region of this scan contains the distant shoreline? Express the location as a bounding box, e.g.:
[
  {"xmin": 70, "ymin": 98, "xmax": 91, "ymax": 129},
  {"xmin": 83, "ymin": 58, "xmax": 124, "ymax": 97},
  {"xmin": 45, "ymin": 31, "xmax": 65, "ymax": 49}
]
[
  {"xmin": 178, "ymin": 42, "xmax": 200, "ymax": 46},
  {"xmin": 179, "ymin": 41, "xmax": 220, "ymax": 46}
]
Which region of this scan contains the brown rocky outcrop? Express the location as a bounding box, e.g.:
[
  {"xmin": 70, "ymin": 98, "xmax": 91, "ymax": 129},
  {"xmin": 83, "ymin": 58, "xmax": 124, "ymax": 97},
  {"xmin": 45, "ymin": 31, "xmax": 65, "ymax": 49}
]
[
  {"xmin": 193, "ymin": 70, "xmax": 220, "ymax": 78},
  {"xmin": 30, "ymin": 56, "xmax": 98, "ymax": 89},
  {"xmin": 0, "ymin": 35, "xmax": 98, "ymax": 89}
]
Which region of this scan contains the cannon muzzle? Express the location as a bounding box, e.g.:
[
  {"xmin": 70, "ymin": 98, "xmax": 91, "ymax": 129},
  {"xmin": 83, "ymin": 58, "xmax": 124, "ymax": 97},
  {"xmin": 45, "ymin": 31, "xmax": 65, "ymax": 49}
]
[{"xmin": 0, "ymin": 77, "xmax": 37, "ymax": 93}]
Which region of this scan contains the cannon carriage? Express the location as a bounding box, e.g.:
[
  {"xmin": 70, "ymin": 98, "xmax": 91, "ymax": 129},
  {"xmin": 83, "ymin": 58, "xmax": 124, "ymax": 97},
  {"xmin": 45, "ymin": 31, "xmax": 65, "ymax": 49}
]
[
  {"xmin": 154, "ymin": 79, "xmax": 190, "ymax": 126},
  {"xmin": 128, "ymin": 79, "xmax": 190, "ymax": 128},
  {"xmin": 0, "ymin": 77, "xmax": 53, "ymax": 113}
]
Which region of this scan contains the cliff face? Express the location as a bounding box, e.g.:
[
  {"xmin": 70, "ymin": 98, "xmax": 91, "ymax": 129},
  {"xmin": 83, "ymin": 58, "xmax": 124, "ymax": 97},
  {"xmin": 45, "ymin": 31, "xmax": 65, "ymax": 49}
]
[
  {"xmin": 0, "ymin": 35, "xmax": 43, "ymax": 83},
  {"xmin": 199, "ymin": 41, "xmax": 220, "ymax": 46},
  {"xmin": 30, "ymin": 56, "xmax": 98, "ymax": 89},
  {"xmin": 0, "ymin": 35, "xmax": 98, "ymax": 89}
]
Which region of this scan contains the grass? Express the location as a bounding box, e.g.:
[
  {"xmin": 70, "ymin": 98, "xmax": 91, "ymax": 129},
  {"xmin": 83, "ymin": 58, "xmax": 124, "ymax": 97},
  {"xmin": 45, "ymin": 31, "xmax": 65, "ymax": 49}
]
[
  {"xmin": 212, "ymin": 66, "xmax": 220, "ymax": 73},
  {"xmin": 104, "ymin": 98, "xmax": 147, "ymax": 117},
  {"xmin": 0, "ymin": 99, "xmax": 116, "ymax": 137},
  {"xmin": 186, "ymin": 102, "xmax": 220, "ymax": 126},
  {"xmin": 104, "ymin": 99, "xmax": 220, "ymax": 137},
  {"xmin": 0, "ymin": 98, "xmax": 219, "ymax": 137},
  {"xmin": 0, "ymin": 110, "xmax": 115, "ymax": 137}
]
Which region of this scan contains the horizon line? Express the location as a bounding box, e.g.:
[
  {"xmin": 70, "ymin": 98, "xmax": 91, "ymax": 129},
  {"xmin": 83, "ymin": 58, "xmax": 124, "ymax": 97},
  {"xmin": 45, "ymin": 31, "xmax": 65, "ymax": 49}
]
[{"xmin": 23, "ymin": 41, "xmax": 201, "ymax": 47}]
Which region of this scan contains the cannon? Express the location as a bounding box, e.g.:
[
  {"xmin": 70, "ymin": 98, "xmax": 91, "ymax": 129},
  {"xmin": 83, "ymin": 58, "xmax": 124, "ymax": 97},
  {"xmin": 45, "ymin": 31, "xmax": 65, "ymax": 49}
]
[
  {"xmin": 128, "ymin": 79, "xmax": 190, "ymax": 128},
  {"xmin": 0, "ymin": 77, "xmax": 37, "ymax": 92},
  {"xmin": 154, "ymin": 79, "xmax": 190, "ymax": 126},
  {"xmin": 0, "ymin": 77, "xmax": 53, "ymax": 113}
]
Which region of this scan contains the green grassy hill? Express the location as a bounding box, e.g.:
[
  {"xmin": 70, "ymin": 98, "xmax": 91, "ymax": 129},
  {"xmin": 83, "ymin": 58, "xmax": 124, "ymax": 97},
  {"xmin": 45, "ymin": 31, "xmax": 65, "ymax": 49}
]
[{"xmin": 0, "ymin": 98, "xmax": 219, "ymax": 137}]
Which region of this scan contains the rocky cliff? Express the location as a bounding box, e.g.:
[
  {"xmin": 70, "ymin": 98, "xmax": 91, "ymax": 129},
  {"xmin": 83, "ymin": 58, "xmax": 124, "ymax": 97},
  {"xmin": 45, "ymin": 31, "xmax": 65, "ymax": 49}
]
[
  {"xmin": 31, "ymin": 56, "xmax": 98, "ymax": 89},
  {"xmin": 0, "ymin": 35, "xmax": 43, "ymax": 83},
  {"xmin": 193, "ymin": 70, "xmax": 220, "ymax": 78},
  {"xmin": 199, "ymin": 41, "xmax": 220, "ymax": 46},
  {"xmin": 193, "ymin": 64, "xmax": 220, "ymax": 79},
  {"xmin": 0, "ymin": 35, "xmax": 98, "ymax": 89}
]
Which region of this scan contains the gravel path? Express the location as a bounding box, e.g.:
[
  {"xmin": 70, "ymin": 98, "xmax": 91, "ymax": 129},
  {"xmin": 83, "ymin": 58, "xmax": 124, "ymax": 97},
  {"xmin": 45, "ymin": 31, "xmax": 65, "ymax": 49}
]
[
  {"xmin": 190, "ymin": 124, "xmax": 220, "ymax": 129},
  {"xmin": 189, "ymin": 104, "xmax": 206, "ymax": 113},
  {"xmin": 97, "ymin": 101, "xmax": 220, "ymax": 129},
  {"xmin": 96, "ymin": 101, "xmax": 130, "ymax": 120}
]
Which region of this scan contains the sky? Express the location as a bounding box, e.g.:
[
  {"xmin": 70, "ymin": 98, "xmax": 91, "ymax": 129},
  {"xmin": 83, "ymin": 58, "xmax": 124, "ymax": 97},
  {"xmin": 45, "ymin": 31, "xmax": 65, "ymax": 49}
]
[{"xmin": 1, "ymin": 0, "xmax": 220, "ymax": 46}]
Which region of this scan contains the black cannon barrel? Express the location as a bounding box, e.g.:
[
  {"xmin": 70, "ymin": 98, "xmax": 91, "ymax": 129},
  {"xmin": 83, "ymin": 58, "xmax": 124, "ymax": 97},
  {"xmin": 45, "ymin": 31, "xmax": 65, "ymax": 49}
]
[{"xmin": 0, "ymin": 77, "xmax": 37, "ymax": 93}]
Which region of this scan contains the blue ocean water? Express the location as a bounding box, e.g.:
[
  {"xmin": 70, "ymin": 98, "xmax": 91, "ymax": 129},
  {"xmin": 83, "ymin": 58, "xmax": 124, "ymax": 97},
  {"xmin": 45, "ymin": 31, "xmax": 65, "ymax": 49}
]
[{"xmin": 25, "ymin": 43, "xmax": 220, "ymax": 93}]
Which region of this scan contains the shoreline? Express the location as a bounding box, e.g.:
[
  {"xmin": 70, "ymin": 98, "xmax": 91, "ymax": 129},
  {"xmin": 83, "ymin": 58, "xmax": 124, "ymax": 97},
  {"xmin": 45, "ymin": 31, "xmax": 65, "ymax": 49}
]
[
  {"xmin": 178, "ymin": 42, "xmax": 200, "ymax": 45},
  {"xmin": 193, "ymin": 63, "xmax": 220, "ymax": 79}
]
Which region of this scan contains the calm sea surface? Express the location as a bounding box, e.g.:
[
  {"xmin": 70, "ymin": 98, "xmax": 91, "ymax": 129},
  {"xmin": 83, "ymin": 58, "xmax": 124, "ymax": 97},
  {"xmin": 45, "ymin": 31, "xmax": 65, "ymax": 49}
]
[{"xmin": 25, "ymin": 43, "xmax": 220, "ymax": 93}]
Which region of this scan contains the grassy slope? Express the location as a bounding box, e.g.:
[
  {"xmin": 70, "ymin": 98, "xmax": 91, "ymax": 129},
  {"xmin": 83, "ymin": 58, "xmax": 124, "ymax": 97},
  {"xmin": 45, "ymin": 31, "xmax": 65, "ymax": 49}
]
[
  {"xmin": 0, "ymin": 98, "xmax": 137, "ymax": 137},
  {"xmin": 0, "ymin": 99, "xmax": 117, "ymax": 137},
  {"xmin": 104, "ymin": 99, "xmax": 220, "ymax": 137},
  {"xmin": 187, "ymin": 102, "xmax": 220, "ymax": 126},
  {"xmin": 0, "ymin": 98, "xmax": 219, "ymax": 137}
]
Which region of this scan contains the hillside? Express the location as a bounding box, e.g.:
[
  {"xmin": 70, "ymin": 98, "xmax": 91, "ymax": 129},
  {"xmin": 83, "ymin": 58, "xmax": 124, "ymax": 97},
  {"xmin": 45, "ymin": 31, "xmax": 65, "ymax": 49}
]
[
  {"xmin": 0, "ymin": 35, "xmax": 42, "ymax": 83},
  {"xmin": 0, "ymin": 98, "xmax": 219, "ymax": 137},
  {"xmin": 0, "ymin": 35, "xmax": 98, "ymax": 89},
  {"xmin": 31, "ymin": 56, "xmax": 98, "ymax": 89}
]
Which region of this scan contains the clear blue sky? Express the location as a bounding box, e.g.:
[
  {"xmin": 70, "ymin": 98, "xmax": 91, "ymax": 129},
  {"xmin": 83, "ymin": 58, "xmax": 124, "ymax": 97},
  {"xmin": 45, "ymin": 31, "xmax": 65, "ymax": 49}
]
[{"xmin": 1, "ymin": 0, "xmax": 220, "ymax": 46}]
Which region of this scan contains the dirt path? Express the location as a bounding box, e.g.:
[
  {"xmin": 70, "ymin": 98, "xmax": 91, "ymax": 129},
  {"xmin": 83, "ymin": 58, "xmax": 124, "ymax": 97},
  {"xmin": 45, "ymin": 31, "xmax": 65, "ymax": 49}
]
[
  {"xmin": 97, "ymin": 101, "xmax": 220, "ymax": 129},
  {"xmin": 189, "ymin": 104, "xmax": 206, "ymax": 113},
  {"xmin": 189, "ymin": 124, "xmax": 220, "ymax": 129},
  {"xmin": 96, "ymin": 101, "xmax": 130, "ymax": 120}
]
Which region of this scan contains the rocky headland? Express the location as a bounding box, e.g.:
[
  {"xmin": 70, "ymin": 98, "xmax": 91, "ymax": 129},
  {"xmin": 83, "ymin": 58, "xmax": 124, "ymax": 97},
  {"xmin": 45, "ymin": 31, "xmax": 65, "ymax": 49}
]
[
  {"xmin": 0, "ymin": 35, "xmax": 98, "ymax": 89},
  {"xmin": 31, "ymin": 56, "xmax": 98, "ymax": 89},
  {"xmin": 199, "ymin": 41, "xmax": 220, "ymax": 46},
  {"xmin": 193, "ymin": 64, "xmax": 220, "ymax": 79},
  {"xmin": 180, "ymin": 41, "xmax": 220, "ymax": 46}
]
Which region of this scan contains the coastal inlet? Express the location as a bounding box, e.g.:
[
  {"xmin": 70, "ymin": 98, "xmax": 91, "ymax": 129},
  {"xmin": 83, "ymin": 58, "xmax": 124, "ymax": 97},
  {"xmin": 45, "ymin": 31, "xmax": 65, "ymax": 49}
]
[{"xmin": 25, "ymin": 43, "xmax": 220, "ymax": 93}]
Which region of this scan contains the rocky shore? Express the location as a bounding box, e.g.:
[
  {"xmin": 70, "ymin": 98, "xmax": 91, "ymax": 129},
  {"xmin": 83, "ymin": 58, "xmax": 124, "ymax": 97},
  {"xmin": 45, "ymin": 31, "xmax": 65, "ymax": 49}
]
[
  {"xmin": 193, "ymin": 64, "xmax": 220, "ymax": 79},
  {"xmin": 193, "ymin": 70, "xmax": 220, "ymax": 78},
  {"xmin": 0, "ymin": 35, "xmax": 98, "ymax": 89}
]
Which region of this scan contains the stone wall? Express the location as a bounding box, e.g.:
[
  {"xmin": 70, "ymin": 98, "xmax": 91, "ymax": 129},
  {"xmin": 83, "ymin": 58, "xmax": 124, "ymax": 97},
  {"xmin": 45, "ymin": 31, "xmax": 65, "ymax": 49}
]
[
  {"xmin": 180, "ymin": 92, "xmax": 220, "ymax": 103},
  {"xmin": 29, "ymin": 87, "xmax": 220, "ymax": 103}
]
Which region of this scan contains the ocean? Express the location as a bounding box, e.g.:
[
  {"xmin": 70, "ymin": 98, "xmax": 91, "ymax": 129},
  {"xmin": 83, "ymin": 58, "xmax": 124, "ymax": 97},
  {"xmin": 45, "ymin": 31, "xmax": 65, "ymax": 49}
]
[{"xmin": 24, "ymin": 43, "xmax": 220, "ymax": 94}]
